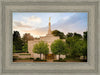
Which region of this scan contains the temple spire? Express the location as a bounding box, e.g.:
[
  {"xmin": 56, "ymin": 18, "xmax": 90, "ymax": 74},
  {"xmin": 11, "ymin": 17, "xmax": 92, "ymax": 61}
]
[
  {"xmin": 48, "ymin": 17, "xmax": 51, "ymax": 35},
  {"xmin": 49, "ymin": 17, "xmax": 51, "ymax": 22}
]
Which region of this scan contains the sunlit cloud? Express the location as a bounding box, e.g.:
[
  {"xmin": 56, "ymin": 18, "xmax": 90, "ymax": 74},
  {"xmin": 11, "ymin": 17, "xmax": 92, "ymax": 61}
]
[
  {"xmin": 13, "ymin": 16, "xmax": 42, "ymax": 30},
  {"xmin": 13, "ymin": 13, "xmax": 88, "ymax": 37},
  {"xmin": 22, "ymin": 27, "xmax": 48, "ymax": 38},
  {"xmin": 23, "ymin": 16, "xmax": 42, "ymax": 23},
  {"xmin": 14, "ymin": 21, "xmax": 32, "ymax": 28}
]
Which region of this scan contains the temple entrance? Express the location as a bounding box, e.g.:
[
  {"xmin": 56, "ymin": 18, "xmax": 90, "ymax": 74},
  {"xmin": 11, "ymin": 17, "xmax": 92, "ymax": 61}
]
[{"xmin": 45, "ymin": 54, "xmax": 54, "ymax": 60}]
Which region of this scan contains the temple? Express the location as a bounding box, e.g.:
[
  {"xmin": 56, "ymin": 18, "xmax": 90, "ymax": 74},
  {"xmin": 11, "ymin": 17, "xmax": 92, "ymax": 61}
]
[
  {"xmin": 48, "ymin": 17, "xmax": 51, "ymax": 35},
  {"xmin": 28, "ymin": 17, "xmax": 65, "ymax": 60}
]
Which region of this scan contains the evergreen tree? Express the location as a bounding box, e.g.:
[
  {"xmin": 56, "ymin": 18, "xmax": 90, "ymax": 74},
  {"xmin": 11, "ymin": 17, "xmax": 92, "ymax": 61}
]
[{"xmin": 13, "ymin": 31, "xmax": 24, "ymax": 52}]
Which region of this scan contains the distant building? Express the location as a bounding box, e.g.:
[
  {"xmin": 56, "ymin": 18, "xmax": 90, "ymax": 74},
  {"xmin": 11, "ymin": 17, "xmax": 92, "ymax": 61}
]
[{"xmin": 28, "ymin": 17, "xmax": 65, "ymax": 60}]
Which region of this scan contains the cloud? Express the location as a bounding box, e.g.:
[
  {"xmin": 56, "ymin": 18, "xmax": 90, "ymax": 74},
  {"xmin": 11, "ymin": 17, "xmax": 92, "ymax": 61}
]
[
  {"xmin": 51, "ymin": 13, "xmax": 87, "ymax": 35},
  {"xmin": 22, "ymin": 27, "xmax": 48, "ymax": 37},
  {"xmin": 13, "ymin": 13, "xmax": 87, "ymax": 37},
  {"xmin": 23, "ymin": 16, "xmax": 42, "ymax": 27},
  {"xmin": 13, "ymin": 16, "xmax": 42, "ymax": 31},
  {"xmin": 24, "ymin": 16, "xmax": 42, "ymax": 23},
  {"xmin": 14, "ymin": 21, "xmax": 32, "ymax": 28}
]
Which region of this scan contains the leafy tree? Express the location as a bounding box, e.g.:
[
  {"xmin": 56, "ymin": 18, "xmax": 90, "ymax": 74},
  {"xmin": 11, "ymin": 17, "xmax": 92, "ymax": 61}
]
[
  {"xmin": 83, "ymin": 31, "xmax": 87, "ymax": 41},
  {"xmin": 66, "ymin": 32, "xmax": 86, "ymax": 57},
  {"xmin": 22, "ymin": 33, "xmax": 34, "ymax": 43},
  {"xmin": 33, "ymin": 41, "xmax": 49, "ymax": 60},
  {"xmin": 83, "ymin": 31, "xmax": 87, "ymax": 59},
  {"xmin": 73, "ymin": 40, "xmax": 83, "ymax": 57},
  {"xmin": 51, "ymin": 39, "xmax": 66, "ymax": 60},
  {"xmin": 66, "ymin": 32, "xmax": 73, "ymax": 38},
  {"xmin": 63, "ymin": 45, "xmax": 70, "ymax": 58},
  {"xmin": 65, "ymin": 37, "xmax": 75, "ymax": 57},
  {"xmin": 73, "ymin": 33, "xmax": 82, "ymax": 40},
  {"xmin": 74, "ymin": 40, "xmax": 87, "ymax": 58},
  {"xmin": 52, "ymin": 30, "xmax": 65, "ymax": 39},
  {"xmin": 82, "ymin": 41, "xmax": 87, "ymax": 59},
  {"xmin": 22, "ymin": 43, "xmax": 28, "ymax": 53},
  {"xmin": 13, "ymin": 31, "xmax": 24, "ymax": 51}
]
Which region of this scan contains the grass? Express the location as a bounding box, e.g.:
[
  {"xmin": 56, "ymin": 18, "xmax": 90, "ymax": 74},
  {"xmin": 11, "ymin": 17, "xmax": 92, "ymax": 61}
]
[
  {"xmin": 34, "ymin": 58, "xmax": 47, "ymax": 62},
  {"xmin": 13, "ymin": 56, "xmax": 87, "ymax": 62},
  {"xmin": 54, "ymin": 57, "xmax": 87, "ymax": 62},
  {"xmin": 13, "ymin": 56, "xmax": 34, "ymax": 61},
  {"xmin": 19, "ymin": 54, "xmax": 31, "ymax": 55}
]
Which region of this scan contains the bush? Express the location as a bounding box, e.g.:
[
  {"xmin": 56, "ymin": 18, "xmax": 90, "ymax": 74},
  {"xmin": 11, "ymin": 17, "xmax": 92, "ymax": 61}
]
[
  {"xmin": 59, "ymin": 58, "xmax": 63, "ymax": 60},
  {"xmin": 34, "ymin": 58, "xmax": 47, "ymax": 61},
  {"xmin": 40, "ymin": 59, "xmax": 47, "ymax": 62},
  {"xmin": 13, "ymin": 50, "xmax": 24, "ymax": 53},
  {"xmin": 30, "ymin": 57, "xmax": 34, "ymax": 60},
  {"xmin": 19, "ymin": 54, "xmax": 31, "ymax": 55},
  {"xmin": 35, "ymin": 58, "xmax": 41, "ymax": 61},
  {"xmin": 13, "ymin": 56, "xmax": 18, "ymax": 61},
  {"xmin": 54, "ymin": 58, "xmax": 66, "ymax": 62}
]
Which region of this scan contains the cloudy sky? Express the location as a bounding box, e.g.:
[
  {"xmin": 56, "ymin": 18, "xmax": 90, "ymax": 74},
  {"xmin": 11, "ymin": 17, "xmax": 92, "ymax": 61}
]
[{"xmin": 13, "ymin": 12, "xmax": 88, "ymax": 38}]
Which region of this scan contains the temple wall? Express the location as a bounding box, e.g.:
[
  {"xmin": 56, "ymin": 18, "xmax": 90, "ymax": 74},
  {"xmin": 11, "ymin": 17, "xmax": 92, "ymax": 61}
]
[
  {"xmin": 56, "ymin": 55, "xmax": 66, "ymax": 60},
  {"xmin": 28, "ymin": 35, "xmax": 66, "ymax": 59}
]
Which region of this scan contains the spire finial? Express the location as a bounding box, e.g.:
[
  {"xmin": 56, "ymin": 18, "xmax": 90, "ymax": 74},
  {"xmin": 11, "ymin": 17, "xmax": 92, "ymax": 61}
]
[{"xmin": 49, "ymin": 17, "xmax": 51, "ymax": 22}]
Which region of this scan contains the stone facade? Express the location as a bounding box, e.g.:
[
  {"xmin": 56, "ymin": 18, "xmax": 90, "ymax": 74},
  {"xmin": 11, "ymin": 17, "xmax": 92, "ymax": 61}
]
[{"xmin": 28, "ymin": 17, "xmax": 65, "ymax": 60}]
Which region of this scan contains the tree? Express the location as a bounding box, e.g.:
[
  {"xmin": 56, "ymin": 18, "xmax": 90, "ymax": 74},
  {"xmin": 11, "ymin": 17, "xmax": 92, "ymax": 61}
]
[
  {"xmin": 13, "ymin": 31, "xmax": 24, "ymax": 51},
  {"xmin": 65, "ymin": 37, "xmax": 75, "ymax": 57},
  {"xmin": 65, "ymin": 32, "xmax": 83, "ymax": 57},
  {"xmin": 73, "ymin": 33, "xmax": 82, "ymax": 40},
  {"xmin": 73, "ymin": 40, "xmax": 83, "ymax": 57},
  {"xmin": 74, "ymin": 40, "xmax": 87, "ymax": 58},
  {"xmin": 22, "ymin": 43, "xmax": 28, "ymax": 53},
  {"xmin": 22, "ymin": 33, "xmax": 34, "ymax": 43},
  {"xmin": 83, "ymin": 31, "xmax": 87, "ymax": 58},
  {"xmin": 51, "ymin": 39, "xmax": 66, "ymax": 60},
  {"xmin": 13, "ymin": 31, "xmax": 21, "ymax": 41},
  {"xmin": 81, "ymin": 41, "xmax": 87, "ymax": 59},
  {"xmin": 66, "ymin": 33, "xmax": 73, "ymax": 38},
  {"xmin": 65, "ymin": 32, "xmax": 87, "ymax": 59},
  {"xmin": 52, "ymin": 30, "xmax": 65, "ymax": 39},
  {"xmin": 33, "ymin": 41, "xmax": 49, "ymax": 60},
  {"xmin": 83, "ymin": 31, "xmax": 87, "ymax": 41},
  {"xmin": 13, "ymin": 45, "xmax": 16, "ymax": 53}
]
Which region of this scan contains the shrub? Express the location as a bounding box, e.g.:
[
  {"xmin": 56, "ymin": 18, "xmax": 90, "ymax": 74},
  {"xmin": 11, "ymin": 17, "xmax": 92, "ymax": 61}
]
[
  {"xmin": 30, "ymin": 57, "xmax": 34, "ymax": 60},
  {"xmin": 40, "ymin": 59, "xmax": 47, "ymax": 62},
  {"xmin": 54, "ymin": 58, "xmax": 66, "ymax": 62},
  {"xmin": 34, "ymin": 58, "xmax": 47, "ymax": 61},
  {"xmin": 59, "ymin": 58, "xmax": 63, "ymax": 60},
  {"xmin": 35, "ymin": 58, "xmax": 41, "ymax": 61},
  {"xmin": 13, "ymin": 56, "xmax": 18, "ymax": 61},
  {"xmin": 19, "ymin": 54, "xmax": 31, "ymax": 55}
]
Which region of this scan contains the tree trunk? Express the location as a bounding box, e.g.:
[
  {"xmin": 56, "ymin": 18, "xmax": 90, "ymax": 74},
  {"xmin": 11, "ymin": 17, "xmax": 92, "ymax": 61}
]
[
  {"xmin": 66, "ymin": 55, "xmax": 67, "ymax": 58},
  {"xmin": 44, "ymin": 54, "xmax": 46, "ymax": 60},
  {"xmin": 83, "ymin": 56, "xmax": 85, "ymax": 60},
  {"xmin": 40, "ymin": 53, "xmax": 41, "ymax": 60},
  {"xmin": 59, "ymin": 54, "xmax": 60, "ymax": 60}
]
